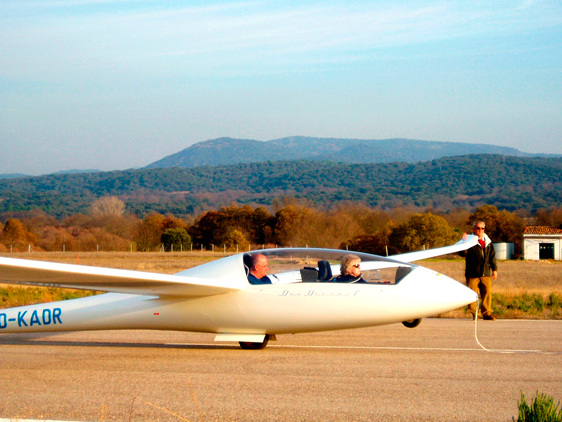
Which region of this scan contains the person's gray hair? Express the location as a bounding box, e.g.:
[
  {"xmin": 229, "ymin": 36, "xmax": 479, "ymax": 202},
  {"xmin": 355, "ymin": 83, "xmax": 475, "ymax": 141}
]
[
  {"xmin": 340, "ymin": 254, "xmax": 361, "ymax": 276},
  {"xmin": 473, "ymin": 221, "xmax": 486, "ymax": 228}
]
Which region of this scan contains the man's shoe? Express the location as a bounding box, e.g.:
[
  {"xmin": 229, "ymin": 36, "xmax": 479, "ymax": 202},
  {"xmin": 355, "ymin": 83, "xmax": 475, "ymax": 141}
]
[{"xmin": 483, "ymin": 315, "xmax": 496, "ymax": 321}]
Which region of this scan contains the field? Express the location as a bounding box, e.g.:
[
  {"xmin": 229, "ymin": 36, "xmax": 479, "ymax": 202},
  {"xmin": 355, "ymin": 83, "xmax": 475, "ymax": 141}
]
[{"xmin": 2, "ymin": 252, "xmax": 562, "ymax": 319}]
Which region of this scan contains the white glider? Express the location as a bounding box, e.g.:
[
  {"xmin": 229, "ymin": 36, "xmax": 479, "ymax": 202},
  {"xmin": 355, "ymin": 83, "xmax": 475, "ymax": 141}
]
[{"xmin": 0, "ymin": 236, "xmax": 478, "ymax": 349}]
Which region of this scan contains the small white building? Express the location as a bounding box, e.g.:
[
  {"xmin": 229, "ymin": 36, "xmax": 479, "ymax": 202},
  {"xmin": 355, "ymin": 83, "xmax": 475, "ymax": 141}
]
[{"xmin": 522, "ymin": 226, "xmax": 562, "ymax": 261}]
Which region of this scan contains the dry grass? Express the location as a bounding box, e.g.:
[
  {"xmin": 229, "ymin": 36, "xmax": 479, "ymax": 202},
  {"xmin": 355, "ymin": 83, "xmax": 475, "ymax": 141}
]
[{"xmin": 422, "ymin": 259, "xmax": 562, "ymax": 296}]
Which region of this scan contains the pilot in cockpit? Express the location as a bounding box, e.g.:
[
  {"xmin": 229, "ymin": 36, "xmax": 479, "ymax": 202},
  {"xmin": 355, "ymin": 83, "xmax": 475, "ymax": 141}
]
[
  {"xmin": 247, "ymin": 253, "xmax": 273, "ymax": 285},
  {"xmin": 333, "ymin": 254, "xmax": 367, "ymax": 283}
]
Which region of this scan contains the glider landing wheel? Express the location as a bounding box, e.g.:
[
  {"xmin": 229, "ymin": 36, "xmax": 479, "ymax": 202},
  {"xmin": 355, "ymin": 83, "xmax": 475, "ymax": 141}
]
[
  {"xmin": 402, "ymin": 319, "xmax": 422, "ymax": 328},
  {"xmin": 239, "ymin": 334, "xmax": 270, "ymax": 350}
]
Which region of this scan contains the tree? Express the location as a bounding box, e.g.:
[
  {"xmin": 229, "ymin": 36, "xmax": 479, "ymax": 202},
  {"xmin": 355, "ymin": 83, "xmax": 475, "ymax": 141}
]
[
  {"xmin": 342, "ymin": 234, "xmax": 400, "ymax": 256},
  {"xmin": 468, "ymin": 205, "xmax": 525, "ymax": 243},
  {"xmin": 225, "ymin": 229, "xmax": 250, "ymax": 251},
  {"xmin": 161, "ymin": 215, "xmax": 188, "ymax": 231},
  {"xmin": 188, "ymin": 210, "xmax": 223, "ymax": 248},
  {"xmin": 134, "ymin": 213, "xmax": 166, "ymax": 251},
  {"xmin": 90, "ymin": 196, "xmax": 126, "ymax": 216},
  {"xmin": 273, "ymin": 205, "xmax": 313, "ymax": 246},
  {"xmin": 441, "ymin": 207, "xmax": 471, "ymax": 233},
  {"xmin": 250, "ymin": 207, "xmax": 275, "ymax": 244},
  {"xmin": 161, "ymin": 228, "xmax": 191, "ymax": 252},
  {"xmin": 388, "ymin": 213, "xmax": 457, "ymax": 252},
  {"xmin": 535, "ymin": 207, "xmax": 562, "ymax": 229},
  {"xmin": 188, "ymin": 205, "xmax": 276, "ymax": 247},
  {"xmin": 38, "ymin": 226, "xmax": 74, "ymax": 251},
  {"xmin": 0, "ymin": 218, "xmax": 37, "ymax": 247}
]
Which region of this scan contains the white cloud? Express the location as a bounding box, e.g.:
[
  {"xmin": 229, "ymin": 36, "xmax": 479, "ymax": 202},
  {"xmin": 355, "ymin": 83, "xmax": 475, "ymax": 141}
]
[{"xmin": 517, "ymin": 0, "xmax": 539, "ymax": 10}]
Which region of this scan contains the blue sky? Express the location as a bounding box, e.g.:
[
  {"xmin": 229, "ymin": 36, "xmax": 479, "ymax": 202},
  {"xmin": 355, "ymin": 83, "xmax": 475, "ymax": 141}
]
[{"xmin": 1, "ymin": 0, "xmax": 561, "ymax": 175}]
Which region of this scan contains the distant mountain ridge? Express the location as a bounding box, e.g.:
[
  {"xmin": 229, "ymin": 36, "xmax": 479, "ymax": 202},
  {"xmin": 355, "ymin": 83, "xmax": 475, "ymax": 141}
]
[
  {"xmin": 1, "ymin": 169, "xmax": 101, "ymax": 179},
  {"xmin": 144, "ymin": 136, "xmax": 538, "ymax": 169},
  {"xmin": 0, "ymin": 173, "xmax": 28, "ymax": 180}
]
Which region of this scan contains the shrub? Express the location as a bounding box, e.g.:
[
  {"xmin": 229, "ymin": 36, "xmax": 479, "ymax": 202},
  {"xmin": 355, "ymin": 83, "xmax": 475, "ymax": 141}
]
[
  {"xmin": 549, "ymin": 293, "xmax": 562, "ymax": 307},
  {"xmin": 515, "ymin": 391, "xmax": 562, "ymax": 422},
  {"xmin": 161, "ymin": 227, "xmax": 192, "ymax": 252}
]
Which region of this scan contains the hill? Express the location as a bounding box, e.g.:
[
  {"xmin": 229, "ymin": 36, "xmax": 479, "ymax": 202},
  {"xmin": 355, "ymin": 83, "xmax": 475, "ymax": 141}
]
[
  {"xmin": 0, "ymin": 173, "xmax": 29, "ymax": 180},
  {"xmin": 144, "ymin": 136, "xmax": 532, "ymax": 169},
  {"xmin": 1, "ymin": 154, "xmax": 562, "ymax": 219}
]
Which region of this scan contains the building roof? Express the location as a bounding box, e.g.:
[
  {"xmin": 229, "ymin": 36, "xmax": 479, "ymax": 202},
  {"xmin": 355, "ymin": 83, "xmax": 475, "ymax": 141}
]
[{"xmin": 524, "ymin": 226, "xmax": 562, "ymax": 235}]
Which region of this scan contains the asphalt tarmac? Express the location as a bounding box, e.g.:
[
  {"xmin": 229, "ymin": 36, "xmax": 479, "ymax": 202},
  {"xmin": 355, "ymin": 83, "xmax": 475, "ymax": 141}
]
[{"xmin": 0, "ymin": 319, "xmax": 560, "ymax": 422}]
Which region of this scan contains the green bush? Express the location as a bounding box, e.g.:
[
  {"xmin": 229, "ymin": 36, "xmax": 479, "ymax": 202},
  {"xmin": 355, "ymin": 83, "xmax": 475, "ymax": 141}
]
[
  {"xmin": 549, "ymin": 293, "xmax": 562, "ymax": 307},
  {"xmin": 515, "ymin": 391, "xmax": 562, "ymax": 422},
  {"xmin": 493, "ymin": 293, "xmax": 559, "ymax": 317}
]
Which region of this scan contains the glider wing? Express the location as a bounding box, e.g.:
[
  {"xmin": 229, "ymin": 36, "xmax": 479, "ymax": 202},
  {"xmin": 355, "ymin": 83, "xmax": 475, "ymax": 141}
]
[
  {"xmin": 0, "ymin": 257, "xmax": 240, "ymax": 297},
  {"xmin": 390, "ymin": 235, "xmax": 478, "ymax": 263}
]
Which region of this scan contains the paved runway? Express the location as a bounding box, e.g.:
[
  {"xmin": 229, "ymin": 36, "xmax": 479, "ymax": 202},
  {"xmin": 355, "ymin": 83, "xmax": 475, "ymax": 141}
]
[{"xmin": 0, "ymin": 319, "xmax": 560, "ymax": 422}]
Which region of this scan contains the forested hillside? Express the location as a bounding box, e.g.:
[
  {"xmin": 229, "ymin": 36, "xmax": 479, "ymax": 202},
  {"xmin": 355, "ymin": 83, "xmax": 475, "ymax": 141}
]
[{"xmin": 1, "ymin": 154, "xmax": 561, "ymax": 218}]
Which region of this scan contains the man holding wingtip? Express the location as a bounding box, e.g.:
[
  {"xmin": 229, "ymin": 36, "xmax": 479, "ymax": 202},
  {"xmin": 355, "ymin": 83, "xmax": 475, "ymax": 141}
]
[{"xmin": 460, "ymin": 221, "xmax": 498, "ymax": 320}]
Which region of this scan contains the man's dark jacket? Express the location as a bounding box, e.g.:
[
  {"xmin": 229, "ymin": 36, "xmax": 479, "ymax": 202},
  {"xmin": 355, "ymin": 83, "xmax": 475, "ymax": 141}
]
[
  {"xmin": 459, "ymin": 235, "xmax": 498, "ymax": 278},
  {"xmin": 248, "ymin": 273, "xmax": 272, "ymax": 285}
]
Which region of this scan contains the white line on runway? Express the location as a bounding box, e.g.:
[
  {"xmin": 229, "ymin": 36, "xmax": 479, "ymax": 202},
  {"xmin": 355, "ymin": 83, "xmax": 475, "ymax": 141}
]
[
  {"xmin": 270, "ymin": 345, "xmax": 558, "ymax": 354},
  {"xmin": 166, "ymin": 343, "xmax": 558, "ymax": 354},
  {"xmin": 0, "ymin": 420, "xmax": 82, "ymax": 422}
]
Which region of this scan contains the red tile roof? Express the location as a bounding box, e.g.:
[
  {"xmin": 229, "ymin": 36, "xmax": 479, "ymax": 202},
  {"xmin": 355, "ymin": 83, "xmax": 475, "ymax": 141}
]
[{"xmin": 524, "ymin": 226, "xmax": 562, "ymax": 235}]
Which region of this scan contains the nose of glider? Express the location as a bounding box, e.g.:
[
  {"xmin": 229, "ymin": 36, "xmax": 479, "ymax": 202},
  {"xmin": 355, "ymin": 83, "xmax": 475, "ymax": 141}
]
[
  {"xmin": 398, "ymin": 267, "xmax": 478, "ymax": 318},
  {"xmin": 432, "ymin": 271, "xmax": 479, "ymax": 309}
]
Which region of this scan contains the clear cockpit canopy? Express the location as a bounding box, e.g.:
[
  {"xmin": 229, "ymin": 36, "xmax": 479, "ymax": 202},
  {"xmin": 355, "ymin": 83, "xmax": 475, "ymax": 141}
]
[{"xmin": 243, "ymin": 248, "xmax": 415, "ymax": 285}]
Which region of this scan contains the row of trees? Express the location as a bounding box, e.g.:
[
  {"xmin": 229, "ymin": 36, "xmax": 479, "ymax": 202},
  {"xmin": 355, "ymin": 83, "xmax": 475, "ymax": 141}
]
[{"xmin": 1, "ymin": 196, "xmax": 562, "ymax": 256}]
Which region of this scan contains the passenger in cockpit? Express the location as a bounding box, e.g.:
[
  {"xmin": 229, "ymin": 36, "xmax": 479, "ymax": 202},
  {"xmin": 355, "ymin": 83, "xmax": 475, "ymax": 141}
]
[
  {"xmin": 247, "ymin": 253, "xmax": 273, "ymax": 285},
  {"xmin": 333, "ymin": 254, "xmax": 367, "ymax": 283}
]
